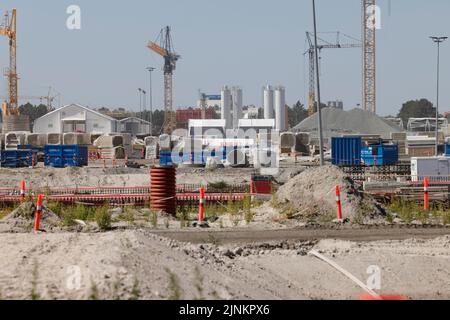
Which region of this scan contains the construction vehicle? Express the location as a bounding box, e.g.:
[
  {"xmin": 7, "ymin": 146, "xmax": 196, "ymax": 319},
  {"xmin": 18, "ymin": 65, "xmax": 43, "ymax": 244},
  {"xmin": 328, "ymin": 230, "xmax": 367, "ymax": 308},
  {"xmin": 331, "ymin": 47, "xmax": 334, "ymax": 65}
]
[
  {"xmin": 147, "ymin": 26, "xmax": 180, "ymax": 135},
  {"xmin": 0, "ymin": 8, "xmax": 30, "ymax": 132}
]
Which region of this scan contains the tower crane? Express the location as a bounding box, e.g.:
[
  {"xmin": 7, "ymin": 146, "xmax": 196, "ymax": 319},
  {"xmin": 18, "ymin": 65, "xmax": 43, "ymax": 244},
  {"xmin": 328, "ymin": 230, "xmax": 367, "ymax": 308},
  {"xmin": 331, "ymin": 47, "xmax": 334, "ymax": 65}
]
[
  {"xmin": 305, "ymin": 31, "xmax": 361, "ymax": 115},
  {"xmin": 147, "ymin": 26, "xmax": 180, "ymax": 134},
  {"xmin": 0, "ymin": 8, "xmax": 18, "ymax": 117},
  {"xmin": 362, "ymin": 0, "xmax": 377, "ymax": 114}
]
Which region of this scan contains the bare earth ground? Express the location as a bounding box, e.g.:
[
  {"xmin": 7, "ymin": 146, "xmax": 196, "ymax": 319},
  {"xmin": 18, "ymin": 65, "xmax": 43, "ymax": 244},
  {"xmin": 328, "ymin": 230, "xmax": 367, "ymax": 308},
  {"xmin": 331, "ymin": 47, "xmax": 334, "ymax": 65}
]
[
  {"xmin": 0, "ymin": 230, "xmax": 448, "ymax": 300},
  {"xmin": 0, "ymin": 165, "xmax": 449, "ymax": 300}
]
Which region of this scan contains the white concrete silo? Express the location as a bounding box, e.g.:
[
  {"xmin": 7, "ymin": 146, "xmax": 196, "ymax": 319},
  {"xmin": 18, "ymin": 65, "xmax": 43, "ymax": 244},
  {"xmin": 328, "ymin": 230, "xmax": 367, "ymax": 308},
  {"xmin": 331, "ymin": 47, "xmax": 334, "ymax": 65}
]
[
  {"xmin": 274, "ymin": 86, "xmax": 286, "ymax": 132},
  {"xmin": 263, "ymin": 85, "xmax": 274, "ymax": 120},
  {"xmin": 221, "ymin": 86, "xmax": 232, "ymax": 129},
  {"xmin": 232, "ymin": 87, "xmax": 243, "ymax": 129}
]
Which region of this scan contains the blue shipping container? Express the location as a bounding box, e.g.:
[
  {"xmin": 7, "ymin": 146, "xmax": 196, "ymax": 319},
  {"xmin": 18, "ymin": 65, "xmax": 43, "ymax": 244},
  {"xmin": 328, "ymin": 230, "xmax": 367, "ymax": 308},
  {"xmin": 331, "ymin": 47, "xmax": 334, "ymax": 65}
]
[
  {"xmin": 44, "ymin": 145, "xmax": 88, "ymax": 168},
  {"xmin": 445, "ymin": 144, "xmax": 450, "ymax": 156},
  {"xmin": 331, "ymin": 137, "xmax": 362, "ymax": 166},
  {"xmin": 159, "ymin": 150, "xmax": 173, "ymax": 166},
  {"xmin": 1, "ymin": 150, "xmax": 34, "ymax": 168},
  {"xmin": 361, "ymin": 144, "xmax": 399, "ymax": 166}
]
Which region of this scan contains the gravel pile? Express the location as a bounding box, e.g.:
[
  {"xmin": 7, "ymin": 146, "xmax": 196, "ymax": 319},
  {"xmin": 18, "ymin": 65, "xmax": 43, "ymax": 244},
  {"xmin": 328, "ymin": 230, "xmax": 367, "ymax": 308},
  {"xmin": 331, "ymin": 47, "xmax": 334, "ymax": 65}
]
[
  {"xmin": 275, "ymin": 166, "xmax": 387, "ymax": 224},
  {"xmin": 0, "ymin": 202, "xmax": 62, "ymax": 233},
  {"xmin": 292, "ymin": 108, "xmax": 404, "ymax": 139}
]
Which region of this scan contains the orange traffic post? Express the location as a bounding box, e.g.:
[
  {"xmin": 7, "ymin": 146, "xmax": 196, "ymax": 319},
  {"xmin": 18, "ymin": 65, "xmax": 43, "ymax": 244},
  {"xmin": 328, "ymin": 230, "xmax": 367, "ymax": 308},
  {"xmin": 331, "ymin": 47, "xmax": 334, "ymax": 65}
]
[
  {"xmin": 198, "ymin": 187, "xmax": 205, "ymax": 225},
  {"xmin": 424, "ymin": 177, "xmax": 429, "ymax": 211},
  {"xmin": 336, "ymin": 185, "xmax": 343, "ymax": 220},
  {"xmin": 125, "ymin": 154, "xmax": 129, "ymax": 167},
  {"xmin": 34, "ymin": 194, "xmax": 43, "ymax": 232},
  {"xmin": 20, "ymin": 180, "xmax": 26, "ymax": 201},
  {"xmin": 112, "ymin": 156, "xmax": 117, "ymax": 168}
]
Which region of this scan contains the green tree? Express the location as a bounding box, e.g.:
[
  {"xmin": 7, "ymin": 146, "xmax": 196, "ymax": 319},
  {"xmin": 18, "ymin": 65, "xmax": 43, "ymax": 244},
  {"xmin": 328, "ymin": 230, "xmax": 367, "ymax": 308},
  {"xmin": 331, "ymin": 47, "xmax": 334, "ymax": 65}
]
[
  {"xmin": 397, "ymin": 99, "xmax": 436, "ymax": 128},
  {"xmin": 287, "ymin": 101, "xmax": 309, "ymax": 128},
  {"xmin": 18, "ymin": 103, "xmax": 48, "ymax": 130}
]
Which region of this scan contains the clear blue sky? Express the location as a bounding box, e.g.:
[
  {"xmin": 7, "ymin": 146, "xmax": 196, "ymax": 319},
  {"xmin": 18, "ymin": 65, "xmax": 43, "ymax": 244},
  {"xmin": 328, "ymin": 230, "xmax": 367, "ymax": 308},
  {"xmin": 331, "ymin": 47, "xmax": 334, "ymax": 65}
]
[{"xmin": 0, "ymin": 0, "xmax": 449, "ymax": 116}]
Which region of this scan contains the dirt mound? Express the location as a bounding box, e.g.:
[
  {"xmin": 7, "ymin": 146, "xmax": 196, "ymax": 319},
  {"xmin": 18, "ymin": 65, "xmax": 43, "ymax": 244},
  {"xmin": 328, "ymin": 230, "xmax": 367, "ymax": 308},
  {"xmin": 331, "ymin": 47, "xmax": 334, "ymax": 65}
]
[
  {"xmin": 274, "ymin": 166, "xmax": 386, "ymax": 224},
  {"xmin": 292, "ymin": 108, "xmax": 403, "ymax": 139},
  {"xmin": 0, "ymin": 202, "xmax": 62, "ymax": 233}
]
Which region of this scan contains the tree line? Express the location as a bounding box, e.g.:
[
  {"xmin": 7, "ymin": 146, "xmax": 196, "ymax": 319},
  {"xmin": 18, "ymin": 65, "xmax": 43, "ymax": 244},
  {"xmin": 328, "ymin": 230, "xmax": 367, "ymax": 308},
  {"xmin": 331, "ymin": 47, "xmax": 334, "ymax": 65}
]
[{"xmin": 7, "ymin": 98, "xmax": 443, "ymax": 132}]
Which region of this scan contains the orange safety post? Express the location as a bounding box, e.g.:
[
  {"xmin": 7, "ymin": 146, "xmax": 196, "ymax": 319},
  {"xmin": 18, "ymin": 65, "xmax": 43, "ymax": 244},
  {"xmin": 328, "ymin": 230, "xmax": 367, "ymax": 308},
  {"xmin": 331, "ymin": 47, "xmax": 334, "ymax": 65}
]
[
  {"xmin": 125, "ymin": 154, "xmax": 129, "ymax": 167},
  {"xmin": 34, "ymin": 194, "xmax": 43, "ymax": 232},
  {"xmin": 199, "ymin": 187, "xmax": 205, "ymax": 225},
  {"xmin": 424, "ymin": 177, "xmax": 429, "ymax": 211},
  {"xmin": 336, "ymin": 185, "xmax": 343, "ymax": 220},
  {"xmin": 112, "ymin": 155, "xmax": 117, "ymax": 168},
  {"xmin": 20, "ymin": 180, "xmax": 26, "ymax": 201}
]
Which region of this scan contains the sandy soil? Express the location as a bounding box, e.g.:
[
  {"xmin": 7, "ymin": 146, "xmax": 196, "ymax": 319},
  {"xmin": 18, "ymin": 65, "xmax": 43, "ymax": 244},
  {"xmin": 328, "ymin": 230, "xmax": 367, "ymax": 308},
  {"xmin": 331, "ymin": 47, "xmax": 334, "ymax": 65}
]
[{"xmin": 0, "ymin": 230, "xmax": 448, "ymax": 300}]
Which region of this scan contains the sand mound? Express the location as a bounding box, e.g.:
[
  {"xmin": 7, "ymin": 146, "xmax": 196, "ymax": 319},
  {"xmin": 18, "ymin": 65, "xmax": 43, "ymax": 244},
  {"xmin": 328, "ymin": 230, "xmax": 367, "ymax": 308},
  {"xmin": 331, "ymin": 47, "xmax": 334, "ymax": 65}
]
[
  {"xmin": 275, "ymin": 166, "xmax": 386, "ymax": 224},
  {"xmin": 0, "ymin": 202, "xmax": 62, "ymax": 233},
  {"xmin": 292, "ymin": 108, "xmax": 403, "ymax": 139}
]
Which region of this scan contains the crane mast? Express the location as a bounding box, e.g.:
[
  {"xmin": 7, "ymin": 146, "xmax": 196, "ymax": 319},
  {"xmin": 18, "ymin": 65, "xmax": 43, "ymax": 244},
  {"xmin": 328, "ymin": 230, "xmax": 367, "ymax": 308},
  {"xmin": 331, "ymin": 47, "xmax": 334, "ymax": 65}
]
[
  {"xmin": 147, "ymin": 26, "xmax": 180, "ymax": 135},
  {"xmin": 362, "ymin": 0, "xmax": 376, "ymax": 114},
  {"xmin": 0, "ymin": 8, "xmax": 18, "ymax": 116},
  {"xmin": 305, "ymin": 32, "xmax": 362, "ymax": 115}
]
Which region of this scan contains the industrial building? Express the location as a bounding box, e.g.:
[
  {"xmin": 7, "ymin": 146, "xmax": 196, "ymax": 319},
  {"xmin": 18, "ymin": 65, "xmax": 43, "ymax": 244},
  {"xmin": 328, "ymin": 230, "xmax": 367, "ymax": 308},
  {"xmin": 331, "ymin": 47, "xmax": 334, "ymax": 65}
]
[
  {"xmin": 119, "ymin": 117, "xmax": 152, "ymax": 136},
  {"xmin": 176, "ymin": 107, "xmax": 217, "ymax": 130},
  {"xmin": 196, "ymin": 95, "xmax": 221, "ymax": 108},
  {"xmin": 33, "ymin": 104, "xmax": 118, "ymax": 134}
]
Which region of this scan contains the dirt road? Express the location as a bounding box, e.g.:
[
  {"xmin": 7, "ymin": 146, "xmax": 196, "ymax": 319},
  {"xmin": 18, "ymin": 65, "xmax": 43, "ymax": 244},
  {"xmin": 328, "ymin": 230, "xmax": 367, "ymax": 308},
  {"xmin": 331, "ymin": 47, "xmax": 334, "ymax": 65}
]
[{"xmin": 150, "ymin": 226, "xmax": 450, "ymax": 244}]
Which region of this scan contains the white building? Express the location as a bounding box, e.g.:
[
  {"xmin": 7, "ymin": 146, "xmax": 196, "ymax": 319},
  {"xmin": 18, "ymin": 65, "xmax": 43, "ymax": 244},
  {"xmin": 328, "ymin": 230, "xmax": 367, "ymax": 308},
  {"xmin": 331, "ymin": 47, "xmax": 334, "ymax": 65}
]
[
  {"xmin": 33, "ymin": 104, "xmax": 118, "ymax": 134},
  {"xmin": 119, "ymin": 117, "xmax": 152, "ymax": 136}
]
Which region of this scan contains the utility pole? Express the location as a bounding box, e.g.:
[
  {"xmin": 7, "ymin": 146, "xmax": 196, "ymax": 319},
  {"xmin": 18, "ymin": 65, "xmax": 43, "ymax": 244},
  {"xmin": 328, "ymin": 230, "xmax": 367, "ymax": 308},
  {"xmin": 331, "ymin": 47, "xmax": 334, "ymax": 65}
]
[
  {"xmin": 430, "ymin": 36, "xmax": 447, "ymax": 156},
  {"xmin": 146, "ymin": 67, "xmax": 155, "ymax": 134},
  {"xmin": 138, "ymin": 88, "xmax": 143, "ymax": 120},
  {"xmin": 312, "ymin": 0, "xmax": 324, "ymax": 166},
  {"xmin": 142, "ymin": 90, "xmax": 147, "ymax": 123}
]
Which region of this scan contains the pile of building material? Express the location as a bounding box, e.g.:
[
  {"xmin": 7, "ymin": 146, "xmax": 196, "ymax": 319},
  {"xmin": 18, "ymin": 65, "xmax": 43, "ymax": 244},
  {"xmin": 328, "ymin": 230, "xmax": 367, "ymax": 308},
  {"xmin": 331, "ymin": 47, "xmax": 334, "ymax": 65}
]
[
  {"xmin": 63, "ymin": 133, "xmax": 91, "ymax": 145},
  {"xmin": 295, "ymin": 132, "xmax": 310, "ymax": 155},
  {"xmin": 25, "ymin": 133, "xmax": 48, "ymax": 147},
  {"xmin": 406, "ymin": 136, "xmax": 436, "ymax": 157},
  {"xmin": 293, "ymin": 108, "xmax": 404, "ymax": 140},
  {"xmin": 280, "ymin": 132, "xmax": 295, "ymax": 154},
  {"xmin": 93, "ymin": 135, "xmax": 127, "ymax": 159},
  {"xmin": 391, "ymin": 132, "xmax": 407, "ymax": 157},
  {"xmin": 5, "ymin": 132, "xmax": 27, "ymax": 150},
  {"xmin": 144, "ymin": 136, "xmax": 159, "ymax": 160},
  {"xmin": 47, "ymin": 133, "xmax": 63, "ymax": 145},
  {"xmin": 275, "ymin": 166, "xmax": 386, "ymax": 223}
]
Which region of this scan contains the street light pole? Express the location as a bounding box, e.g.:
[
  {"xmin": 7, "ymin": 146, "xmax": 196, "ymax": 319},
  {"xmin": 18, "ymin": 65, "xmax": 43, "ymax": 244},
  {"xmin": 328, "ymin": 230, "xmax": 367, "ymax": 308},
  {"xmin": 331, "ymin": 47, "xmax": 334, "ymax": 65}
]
[
  {"xmin": 138, "ymin": 88, "xmax": 143, "ymax": 120},
  {"xmin": 142, "ymin": 90, "xmax": 147, "ymax": 123},
  {"xmin": 312, "ymin": 0, "xmax": 324, "ymax": 166},
  {"xmin": 430, "ymin": 36, "xmax": 448, "ymax": 156},
  {"xmin": 146, "ymin": 67, "xmax": 155, "ymax": 135}
]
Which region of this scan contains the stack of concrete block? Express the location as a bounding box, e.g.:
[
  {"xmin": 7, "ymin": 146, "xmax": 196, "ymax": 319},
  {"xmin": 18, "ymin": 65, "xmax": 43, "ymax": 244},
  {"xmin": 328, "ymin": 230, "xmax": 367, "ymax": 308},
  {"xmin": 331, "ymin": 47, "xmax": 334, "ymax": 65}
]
[
  {"xmin": 391, "ymin": 132, "xmax": 407, "ymax": 156},
  {"xmin": 63, "ymin": 133, "xmax": 91, "ymax": 145},
  {"xmin": 5, "ymin": 132, "xmax": 27, "ymax": 150},
  {"xmin": 47, "ymin": 133, "xmax": 63, "ymax": 145},
  {"xmin": 26, "ymin": 133, "xmax": 48, "ymax": 147}
]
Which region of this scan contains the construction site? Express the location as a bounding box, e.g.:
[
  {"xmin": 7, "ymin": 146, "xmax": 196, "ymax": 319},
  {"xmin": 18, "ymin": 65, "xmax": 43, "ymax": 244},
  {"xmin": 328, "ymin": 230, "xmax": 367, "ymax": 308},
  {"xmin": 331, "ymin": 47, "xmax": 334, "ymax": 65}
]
[{"xmin": 0, "ymin": 1, "xmax": 449, "ymax": 303}]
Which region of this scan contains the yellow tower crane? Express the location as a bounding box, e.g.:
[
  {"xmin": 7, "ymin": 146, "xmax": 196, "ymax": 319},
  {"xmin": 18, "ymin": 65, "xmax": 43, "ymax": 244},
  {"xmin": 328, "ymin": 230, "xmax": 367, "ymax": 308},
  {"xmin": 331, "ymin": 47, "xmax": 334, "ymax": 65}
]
[
  {"xmin": 0, "ymin": 8, "xmax": 18, "ymax": 117},
  {"xmin": 147, "ymin": 26, "xmax": 180, "ymax": 135}
]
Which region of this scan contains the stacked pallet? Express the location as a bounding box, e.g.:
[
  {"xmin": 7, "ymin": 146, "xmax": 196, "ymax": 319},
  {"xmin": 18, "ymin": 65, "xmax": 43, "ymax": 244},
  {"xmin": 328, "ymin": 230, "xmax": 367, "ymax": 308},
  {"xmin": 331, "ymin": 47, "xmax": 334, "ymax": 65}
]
[
  {"xmin": 391, "ymin": 132, "xmax": 407, "ymax": 156},
  {"xmin": 406, "ymin": 136, "xmax": 436, "ymax": 157}
]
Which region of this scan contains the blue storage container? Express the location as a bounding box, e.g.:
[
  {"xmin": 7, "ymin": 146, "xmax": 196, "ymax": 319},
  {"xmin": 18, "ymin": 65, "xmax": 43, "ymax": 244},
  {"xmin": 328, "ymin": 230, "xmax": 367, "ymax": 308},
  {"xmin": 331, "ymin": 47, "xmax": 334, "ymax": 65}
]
[
  {"xmin": 445, "ymin": 144, "xmax": 450, "ymax": 156},
  {"xmin": 159, "ymin": 150, "xmax": 173, "ymax": 166},
  {"xmin": 1, "ymin": 150, "xmax": 34, "ymax": 168},
  {"xmin": 44, "ymin": 145, "xmax": 88, "ymax": 168},
  {"xmin": 331, "ymin": 137, "xmax": 362, "ymax": 166},
  {"xmin": 361, "ymin": 144, "xmax": 398, "ymax": 166}
]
